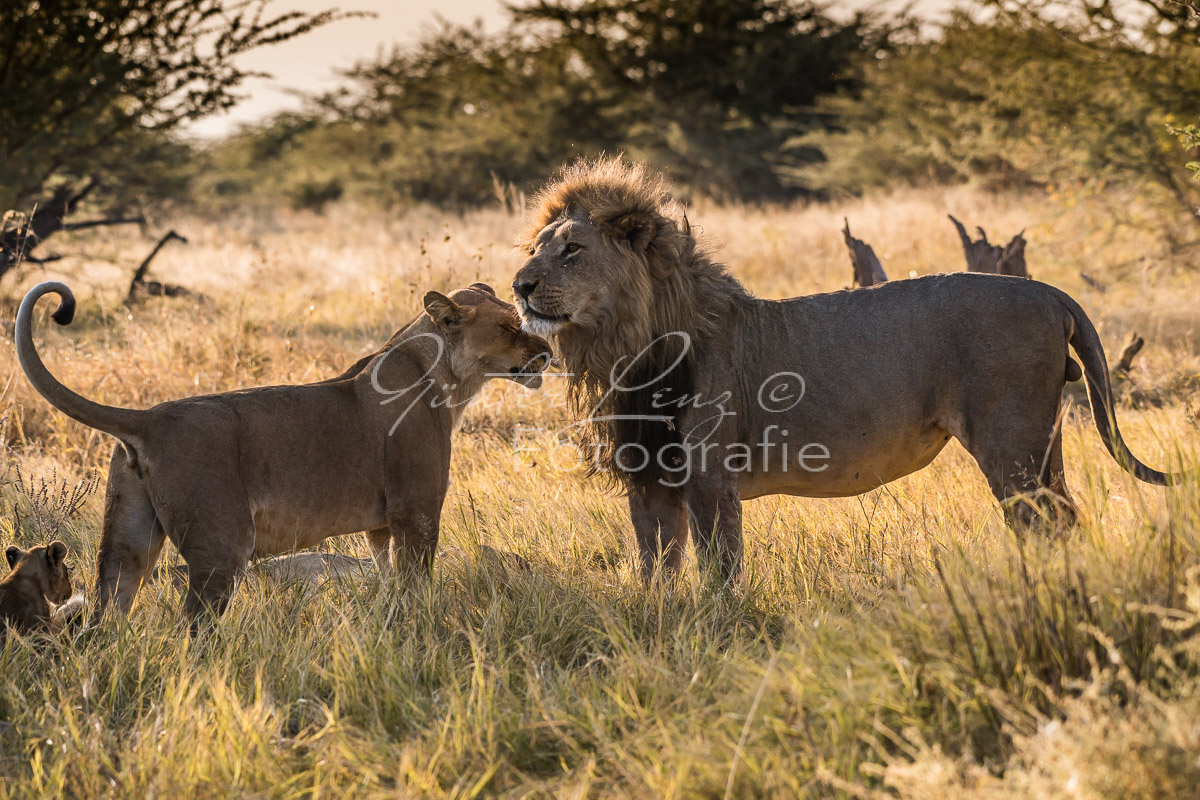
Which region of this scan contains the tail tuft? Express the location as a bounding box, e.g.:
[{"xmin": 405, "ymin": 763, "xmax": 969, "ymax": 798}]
[{"xmin": 50, "ymin": 295, "xmax": 75, "ymax": 326}]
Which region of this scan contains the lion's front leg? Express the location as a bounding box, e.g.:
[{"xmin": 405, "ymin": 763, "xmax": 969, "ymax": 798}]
[
  {"xmin": 684, "ymin": 474, "xmax": 743, "ymax": 586},
  {"xmin": 627, "ymin": 481, "xmax": 688, "ymax": 582}
]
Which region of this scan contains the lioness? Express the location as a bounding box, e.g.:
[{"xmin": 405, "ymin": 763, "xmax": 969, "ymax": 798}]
[
  {"xmin": 1, "ymin": 541, "xmax": 85, "ymax": 638},
  {"xmin": 511, "ymin": 158, "xmax": 1182, "ymax": 581},
  {"xmin": 16, "ymin": 282, "xmax": 550, "ymax": 625}
]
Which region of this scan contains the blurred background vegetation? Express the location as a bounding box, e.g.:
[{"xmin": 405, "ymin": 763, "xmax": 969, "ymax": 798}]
[{"xmin": 2, "ymin": 0, "xmax": 1198, "ymax": 259}]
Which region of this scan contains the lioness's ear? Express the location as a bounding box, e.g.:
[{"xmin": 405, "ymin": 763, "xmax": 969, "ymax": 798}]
[
  {"xmin": 606, "ymin": 211, "xmax": 658, "ymax": 254},
  {"xmin": 469, "ymin": 282, "xmax": 496, "ymax": 297},
  {"xmin": 423, "ymin": 291, "xmax": 476, "ymax": 328},
  {"xmin": 6, "ymin": 546, "xmax": 23, "ymax": 570},
  {"xmin": 47, "ymin": 541, "xmax": 67, "ymax": 570}
]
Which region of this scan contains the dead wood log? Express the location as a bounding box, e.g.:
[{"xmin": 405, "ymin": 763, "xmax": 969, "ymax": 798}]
[
  {"xmin": 0, "ymin": 181, "xmax": 95, "ymax": 280},
  {"xmin": 125, "ymin": 230, "xmax": 207, "ymax": 304},
  {"xmin": 948, "ymin": 215, "xmax": 1029, "ymax": 277},
  {"xmin": 1112, "ymin": 332, "xmax": 1145, "ymax": 376},
  {"xmin": 842, "ymin": 218, "xmax": 888, "ymax": 287},
  {"xmin": 0, "ymin": 180, "xmax": 149, "ymax": 283}
]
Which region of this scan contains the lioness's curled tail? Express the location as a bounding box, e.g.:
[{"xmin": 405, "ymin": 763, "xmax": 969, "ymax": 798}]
[
  {"xmin": 16, "ymin": 281, "xmax": 143, "ymax": 446},
  {"xmin": 1057, "ymin": 289, "xmax": 1176, "ymax": 486}
]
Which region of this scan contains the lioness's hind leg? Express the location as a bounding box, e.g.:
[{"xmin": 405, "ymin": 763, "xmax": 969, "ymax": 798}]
[
  {"xmin": 96, "ymin": 445, "xmax": 166, "ymax": 618},
  {"xmin": 173, "ymin": 504, "xmax": 255, "ymax": 629}
]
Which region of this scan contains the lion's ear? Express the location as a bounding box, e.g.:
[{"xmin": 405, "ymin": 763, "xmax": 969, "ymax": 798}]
[
  {"xmin": 46, "ymin": 541, "xmax": 67, "ymax": 570},
  {"xmin": 469, "ymin": 282, "xmax": 496, "ymax": 297},
  {"xmin": 606, "ymin": 211, "xmax": 658, "ymax": 254},
  {"xmin": 423, "ymin": 291, "xmax": 476, "ymax": 329},
  {"xmin": 6, "ymin": 546, "xmax": 23, "ymax": 570}
]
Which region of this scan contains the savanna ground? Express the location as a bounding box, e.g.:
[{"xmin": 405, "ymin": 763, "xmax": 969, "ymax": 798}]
[{"xmin": 2, "ymin": 186, "xmax": 1200, "ymax": 798}]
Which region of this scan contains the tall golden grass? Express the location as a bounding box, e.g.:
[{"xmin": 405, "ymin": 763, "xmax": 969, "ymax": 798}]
[{"xmin": 0, "ymin": 187, "xmax": 1198, "ymax": 797}]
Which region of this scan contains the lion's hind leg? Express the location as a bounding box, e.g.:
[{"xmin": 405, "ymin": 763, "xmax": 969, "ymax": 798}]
[
  {"xmin": 95, "ymin": 445, "xmax": 166, "ymax": 619},
  {"xmin": 956, "ymin": 404, "xmax": 1078, "ymax": 533},
  {"xmin": 1042, "ymin": 427, "xmax": 1078, "ymax": 528}
]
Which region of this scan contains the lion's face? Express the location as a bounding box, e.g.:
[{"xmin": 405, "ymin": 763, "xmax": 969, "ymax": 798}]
[
  {"xmin": 424, "ymin": 284, "xmax": 551, "ymax": 389},
  {"xmin": 512, "ymin": 209, "xmax": 651, "ymax": 338},
  {"xmin": 5, "ymin": 541, "xmax": 72, "ymax": 604}
]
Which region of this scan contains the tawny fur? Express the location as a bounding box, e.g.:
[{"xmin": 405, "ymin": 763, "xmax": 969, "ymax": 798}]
[
  {"xmin": 512, "ymin": 156, "xmax": 1180, "ymax": 582},
  {"xmin": 518, "ymin": 158, "xmax": 745, "ymax": 483},
  {"xmin": 0, "ymin": 541, "xmax": 84, "ymax": 638},
  {"xmin": 16, "ymin": 282, "xmax": 549, "ymax": 627}
]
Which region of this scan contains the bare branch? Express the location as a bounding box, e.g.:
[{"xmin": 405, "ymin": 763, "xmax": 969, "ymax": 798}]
[
  {"xmin": 126, "ymin": 229, "xmax": 207, "ymax": 305},
  {"xmin": 62, "ymin": 216, "xmax": 146, "ymax": 233}
]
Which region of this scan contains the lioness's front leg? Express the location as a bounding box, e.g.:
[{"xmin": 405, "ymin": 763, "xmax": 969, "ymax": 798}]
[
  {"xmin": 365, "ymin": 527, "xmax": 393, "ymax": 574},
  {"xmin": 383, "ymin": 433, "xmax": 449, "ymax": 580},
  {"xmin": 628, "ymin": 482, "xmax": 688, "ymax": 581},
  {"xmin": 386, "ymin": 503, "xmax": 444, "ymax": 579}
]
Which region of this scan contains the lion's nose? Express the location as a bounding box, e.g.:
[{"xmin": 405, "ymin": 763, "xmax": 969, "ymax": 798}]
[{"xmin": 513, "ymin": 279, "xmax": 538, "ymax": 301}]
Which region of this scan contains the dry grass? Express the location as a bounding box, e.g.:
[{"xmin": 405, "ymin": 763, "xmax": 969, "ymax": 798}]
[{"xmin": 0, "ymin": 187, "xmax": 1198, "ymax": 798}]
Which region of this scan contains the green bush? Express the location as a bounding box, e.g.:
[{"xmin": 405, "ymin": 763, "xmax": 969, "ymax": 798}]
[{"xmin": 802, "ymin": 3, "xmax": 1200, "ymax": 224}]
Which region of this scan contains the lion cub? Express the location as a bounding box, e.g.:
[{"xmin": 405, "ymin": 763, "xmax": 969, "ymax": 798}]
[
  {"xmin": 16, "ymin": 281, "xmax": 550, "ymax": 627},
  {"xmin": 0, "ymin": 541, "xmax": 86, "ymax": 638}
]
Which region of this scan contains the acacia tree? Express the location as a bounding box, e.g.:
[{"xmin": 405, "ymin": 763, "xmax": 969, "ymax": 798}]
[
  {"xmin": 514, "ymin": 0, "xmax": 890, "ymax": 200},
  {"xmin": 804, "ymin": 0, "xmax": 1200, "ymax": 227},
  {"xmin": 210, "ymin": 0, "xmax": 893, "ymax": 208},
  {"xmin": 0, "ymin": 0, "xmax": 352, "ymax": 278}
]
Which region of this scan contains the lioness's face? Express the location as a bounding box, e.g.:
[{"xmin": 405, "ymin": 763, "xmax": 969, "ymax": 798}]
[
  {"xmin": 423, "ymin": 285, "xmax": 551, "ymax": 389},
  {"xmin": 512, "ymin": 209, "xmax": 636, "ymax": 337},
  {"xmin": 5, "ymin": 541, "xmax": 72, "ymax": 603}
]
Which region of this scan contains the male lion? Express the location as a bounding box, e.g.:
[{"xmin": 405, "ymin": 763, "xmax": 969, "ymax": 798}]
[
  {"xmin": 511, "ymin": 158, "xmax": 1181, "ymax": 582},
  {"xmin": 1, "ymin": 541, "xmax": 86, "ymax": 638},
  {"xmin": 17, "ymin": 282, "xmax": 549, "ymax": 626}
]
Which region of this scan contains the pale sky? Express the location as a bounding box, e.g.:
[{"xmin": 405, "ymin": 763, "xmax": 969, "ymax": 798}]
[
  {"xmin": 186, "ymin": 0, "xmax": 509, "ymax": 138},
  {"xmin": 187, "ymin": 0, "xmax": 947, "ymax": 139}
]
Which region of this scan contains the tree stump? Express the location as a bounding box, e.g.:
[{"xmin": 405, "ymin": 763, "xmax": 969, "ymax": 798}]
[
  {"xmin": 1112, "ymin": 332, "xmax": 1145, "ymax": 377},
  {"xmin": 842, "ymin": 218, "xmax": 888, "ymax": 287},
  {"xmin": 948, "ymin": 215, "xmax": 1029, "ymax": 277}
]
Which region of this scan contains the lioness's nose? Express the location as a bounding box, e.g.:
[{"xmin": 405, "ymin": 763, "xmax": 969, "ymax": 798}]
[{"xmin": 513, "ymin": 279, "xmax": 538, "ymax": 300}]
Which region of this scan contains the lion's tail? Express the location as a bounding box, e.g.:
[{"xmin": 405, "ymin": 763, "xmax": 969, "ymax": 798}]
[
  {"xmin": 1058, "ymin": 290, "xmax": 1176, "ymax": 486},
  {"xmin": 16, "ymin": 281, "xmax": 144, "ymax": 444}
]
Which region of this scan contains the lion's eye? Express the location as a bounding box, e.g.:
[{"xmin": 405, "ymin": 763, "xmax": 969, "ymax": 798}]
[{"xmin": 564, "ymin": 243, "xmax": 581, "ymax": 255}]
